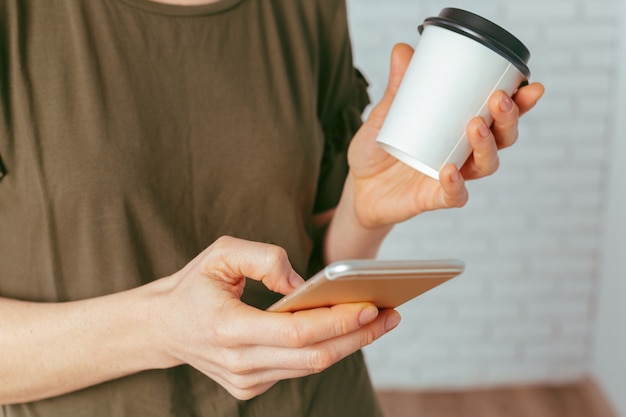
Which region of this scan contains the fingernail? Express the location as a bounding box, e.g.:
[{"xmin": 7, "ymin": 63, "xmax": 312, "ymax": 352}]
[
  {"xmin": 288, "ymin": 271, "xmax": 305, "ymax": 288},
  {"xmin": 500, "ymin": 95, "xmax": 513, "ymax": 112},
  {"xmin": 359, "ymin": 306, "xmax": 379, "ymax": 326},
  {"xmin": 478, "ymin": 121, "xmax": 490, "ymax": 138},
  {"xmin": 450, "ymin": 169, "xmax": 460, "ymax": 183},
  {"xmin": 385, "ymin": 312, "xmax": 401, "ymax": 332}
]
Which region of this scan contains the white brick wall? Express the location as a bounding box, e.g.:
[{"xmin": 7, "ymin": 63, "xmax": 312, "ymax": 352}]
[
  {"xmin": 346, "ymin": 0, "xmax": 620, "ymax": 389},
  {"xmin": 591, "ymin": 1, "xmax": 626, "ymax": 415}
]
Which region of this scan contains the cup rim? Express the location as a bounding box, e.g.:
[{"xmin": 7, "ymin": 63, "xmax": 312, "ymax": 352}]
[{"xmin": 419, "ymin": 8, "xmax": 531, "ymax": 78}]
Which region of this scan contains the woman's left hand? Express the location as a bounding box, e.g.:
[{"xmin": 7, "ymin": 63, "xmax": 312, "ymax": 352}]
[{"xmin": 347, "ymin": 43, "xmax": 545, "ymax": 229}]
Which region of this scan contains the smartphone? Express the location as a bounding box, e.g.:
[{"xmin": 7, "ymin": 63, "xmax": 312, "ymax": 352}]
[{"xmin": 267, "ymin": 258, "xmax": 464, "ymax": 312}]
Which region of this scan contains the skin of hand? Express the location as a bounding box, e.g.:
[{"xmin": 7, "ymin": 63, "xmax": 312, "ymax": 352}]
[
  {"xmin": 0, "ymin": 236, "xmax": 400, "ymax": 404},
  {"xmin": 347, "ymin": 43, "xmax": 546, "ymax": 229},
  {"xmin": 152, "ymin": 236, "xmax": 401, "ymax": 401}
]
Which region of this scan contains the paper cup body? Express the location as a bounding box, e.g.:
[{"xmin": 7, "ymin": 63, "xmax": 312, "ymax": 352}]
[{"xmin": 376, "ymin": 13, "xmax": 529, "ymax": 179}]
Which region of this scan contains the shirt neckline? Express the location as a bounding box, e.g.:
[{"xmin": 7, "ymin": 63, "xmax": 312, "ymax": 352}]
[{"xmin": 117, "ymin": 0, "xmax": 245, "ymax": 17}]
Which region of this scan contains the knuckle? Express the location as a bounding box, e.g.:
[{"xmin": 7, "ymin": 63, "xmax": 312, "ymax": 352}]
[
  {"xmin": 230, "ymin": 373, "xmax": 256, "ymax": 390},
  {"xmin": 212, "ymin": 235, "xmax": 234, "ymax": 250},
  {"xmin": 228, "ymin": 361, "xmax": 249, "ymax": 377},
  {"xmin": 332, "ymin": 315, "xmax": 350, "ymax": 338},
  {"xmin": 206, "ymin": 235, "xmax": 235, "ymax": 261},
  {"xmin": 231, "ymin": 390, "xmax": 253, "ymax": 401},
  {"xmin": 221, "ymin": 351, "xmax": 249, "ymax": 375},
  {"xmin": 308, "ymin": 348, "xmax": 336, "ymax": 373},
  {"xmin": 487, "ymin": 156, "xmax": 500, "ymax": 176},
  {"xmin": 282, "ymin": 323, "xmax": 308, "ymax": 348},
  {"xmin": 361, "ymin": 328, "xmax": 378, "ymax": 347},
  {"xmin": 264, "ymin": 245, "xmax": 289, "ymax": 268},
  {"xmin": 229, "ymin": 385, "xmax": 256, "ymax": 401},
  {"xmin": 510, "ymin": 130, "xmax": 520, "ymax": 146},
  {"xmin": 498, "ymin": 119, "xmax": 519, "ymax": 140},
  {"xmin": 229, "ymin": 382, "xmax": 274, "ymax": 401},
  {"xmin": 451, "ymin": 191, "xmax": 469, "ymax": 209},
  {"xmin": 472, "ymin": 155, "xmax": 500, "ymax": 179},
  {"xmin": 213, "ymin": 324, "xmax": 237, "ymax": 348}
]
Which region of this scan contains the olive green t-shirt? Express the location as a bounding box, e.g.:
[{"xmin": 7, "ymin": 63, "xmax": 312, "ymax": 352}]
[{"xmin": 0, "ymin": 0, "xmax": 381, "ymax": 416}]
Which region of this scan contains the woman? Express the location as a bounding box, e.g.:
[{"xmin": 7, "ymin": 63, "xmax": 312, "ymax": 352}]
[{"xmin": 0, "ymin": 0, "xmax": 544, "ymax": 415}]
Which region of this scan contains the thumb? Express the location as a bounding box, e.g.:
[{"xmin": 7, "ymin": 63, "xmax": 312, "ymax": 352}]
[{"xmin": 367, "ymin": 43, "xmax": 415, "ymax": 128}]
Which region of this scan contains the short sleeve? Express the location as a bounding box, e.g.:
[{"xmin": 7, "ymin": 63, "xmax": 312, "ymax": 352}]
[
  {"xmin": 311, "ymin": 0, "xmax": 372, "ymax": 214},
  {"xmin": 313, "ymin": 68, "xmax": 370, "ymax": 214}
]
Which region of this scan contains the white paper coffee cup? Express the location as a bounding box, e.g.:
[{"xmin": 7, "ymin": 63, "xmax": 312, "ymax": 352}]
[{"xmin": 376, "ymin": 8, "xmax": 531, "ymax": 180}]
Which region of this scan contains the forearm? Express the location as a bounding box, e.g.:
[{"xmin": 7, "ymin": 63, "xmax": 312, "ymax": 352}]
[
  {"xmin": 0, "ymin": 237, "xmax": 401, "ymax": 404},
  {"xmin": 323, "ymin": 177, "xmax": 393, "ymax": 263},
  {"xmin": 0, "ymin": 278, "xmax": 176, "ymax": 405}
]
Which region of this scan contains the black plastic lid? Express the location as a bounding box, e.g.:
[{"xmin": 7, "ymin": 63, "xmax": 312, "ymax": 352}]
[{"xmin": 418, "ymin": 8, "xmax": 531, "ymax": 78}]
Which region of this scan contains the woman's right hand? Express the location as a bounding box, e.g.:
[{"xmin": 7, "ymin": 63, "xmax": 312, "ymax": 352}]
[{"xmin": 153, "ymin": 236, "xmax": 401, "ymax": 400}]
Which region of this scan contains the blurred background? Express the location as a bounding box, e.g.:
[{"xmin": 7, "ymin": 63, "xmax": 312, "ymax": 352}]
[{"xmin": 345, "ymin": 0, "xmax": 626, "ymax": 415}]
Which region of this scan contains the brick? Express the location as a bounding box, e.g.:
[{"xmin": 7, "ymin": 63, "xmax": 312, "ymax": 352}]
[
  {"xmin": 531, "ymin": 266, "xmax": 595, "ymax": 283},
  {"xmin": 490, "ymin": 278, "xmax": 555, "ymax": 298},
  {"xmin": 454, "ymin": 341, "xmax": 519, "ymax": 361},
  {"xmin": 532, "ymin": 211, "xmax": 602, "ymax": 233},
  {"xmin": 571, "ymin": 143, "xmax": 608, "ymax": 163},
  {"xmin": 493, "ymin": 191, "xmax": 565, "ymax": 211},
  {"xmin": 578, "ymin": 48, "xmax": 617, "ymax": 68},
  {"xmin": 538, "ymin": 119, "xmax": 606, "ymax": 140},
  {"xmin": 523, "ymin": 340, "xmax": 589, "ymax": 361},
  {"xmin": 401, "ymin": 211, "xmax": 462, "ymax": 234},
  {"xmin": 491, "ymin": 321, "xmax": 555, "ymax": 341},
  {"xmin": 456, "ymin": 301, "xmax": 521, "ymax": 321},
  {"xmin": 467, "ymin": 257, "xmax": 526, "ymax": 276},
  {"xmin": 503, "ymin": 1, "xmax": 578, "ymax": 21},
  {"xmin": 486, "ymin": 362, "xmax": 584, "ymax": 384},
  {"xmin": 576, "ymin": 95, "xmax": 613, "ymax": 116},
  {"xmin": 503, "ymin": 142, "xmax": 568, "ymax": 164},
  {"xmin": 545, "ymin": 24, "xmax": 617, "ymax": 44},
  {"xmin": 554, "ymin": 276, "xmax": 595, "ymax": 295},
  {"xmin": 406, "ymin": 343, "xmax": 454, "ymax": 362},
  {"xmin": 417, "ymin": 323, "xmax": 486, "ymax": 340},
  {"xmin": 416, "ymin": 237, "xmax": 492, "ymax": 258},
  {"xmin": 422, "ymin": 277, "xmax": 484, "ymax": 300},
  {"xmin": 530, "ymin": 254, "xmax": 596, "ymax": 274},
  {"xmin": 525, "ymin": 297, "xmax": 591, "ymax": 319},
  {"xmin": 582, "ymin": 1, "xmax": 621, "ymax": 20},
  {"xmin": 540, "ymin": 72, "xmax": 613, "ymax": 94},
  {"xmin": 532, "ymin": 50, "xmax": 577, "ymax": 70},
  {"xmin": 563, "ymin": 234, "xmax": 602, "ymax": 252},
  {"xmin": 530, "ymin": 168, "xmax": 605, "ymax": 191},
  {"xmin": 459, "ymin": 212, "xmax": 528, "ymax": 234},
  {"xmin": 558, "ymin": 321, "xmax": 591, "ymax": 338}
]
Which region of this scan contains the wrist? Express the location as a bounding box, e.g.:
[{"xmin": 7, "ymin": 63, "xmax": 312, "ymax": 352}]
[
  {"xmin": 128, "ymin": 276, "xmax": 184, "ymax": 371},
  {"xmin": 324, "ymin": 177, "xmax": 393, "ymax": 262}
]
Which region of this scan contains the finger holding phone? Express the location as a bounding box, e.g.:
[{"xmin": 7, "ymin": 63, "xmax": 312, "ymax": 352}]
[{"xmin": 154, "ymin": 236, "xmax": 401, "ymax": 401}]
